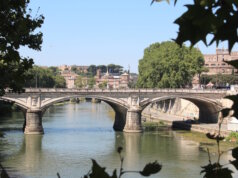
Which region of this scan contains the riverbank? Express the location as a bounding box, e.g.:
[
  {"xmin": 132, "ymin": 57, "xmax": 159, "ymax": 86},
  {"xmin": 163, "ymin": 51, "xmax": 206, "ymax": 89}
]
[
  {"xmin": 142, "ymin": 121, "xmax": 237, "ymax": 153},
  {"xmin": 142, "ymin": 112, "xmax": 231, "ymax": 136}
]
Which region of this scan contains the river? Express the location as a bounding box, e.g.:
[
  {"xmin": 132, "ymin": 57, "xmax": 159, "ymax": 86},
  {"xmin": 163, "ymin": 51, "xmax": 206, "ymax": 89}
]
[{"xmin": 0, "ymin": 102, "xmax": 237, "ymax": 178}]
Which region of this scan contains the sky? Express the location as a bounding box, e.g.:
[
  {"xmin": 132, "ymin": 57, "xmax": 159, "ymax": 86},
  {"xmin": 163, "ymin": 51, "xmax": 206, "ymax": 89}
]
[{"xmin": 20, "ymin": 0, "xmax": 238, "ymax": 73}]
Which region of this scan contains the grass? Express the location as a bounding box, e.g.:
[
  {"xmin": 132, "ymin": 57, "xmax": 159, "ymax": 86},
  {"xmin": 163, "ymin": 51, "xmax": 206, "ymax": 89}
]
[
  {"xmin": 142, "ymin": 121, "xmax": 169, "ymax": 131},
  {"xmin": 225, "ymin": 132, "xmax": 238, "ymax": 144}
]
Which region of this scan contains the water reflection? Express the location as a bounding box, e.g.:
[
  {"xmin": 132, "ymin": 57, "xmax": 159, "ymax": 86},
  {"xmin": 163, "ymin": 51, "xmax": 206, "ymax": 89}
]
[
  {"xmin": 0, "ymin": 102, "xmax": 237, "ymax": 178},
  {"xmin": 20, "ymin": 135, "xmax": 43, "ymax": 172}
]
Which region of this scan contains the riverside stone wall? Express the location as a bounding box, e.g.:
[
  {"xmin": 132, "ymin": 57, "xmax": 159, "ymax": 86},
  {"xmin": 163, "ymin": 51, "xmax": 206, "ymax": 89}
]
[{"xmin": 142, "ymin": 98, "xmax": 199, "ymax": 120}]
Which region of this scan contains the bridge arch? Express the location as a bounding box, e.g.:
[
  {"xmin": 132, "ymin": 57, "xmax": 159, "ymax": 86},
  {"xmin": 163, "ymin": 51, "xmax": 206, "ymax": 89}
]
[
  {"xmin": 140, "ymin": 95, "xmax": 222, "ymax": 123},
  {"xmin": 41, "ymin": 95, "xmax": 129, "ymax": 131},
  {"xmin": 0, "ymin": 97, "xmax": 28, "ymax": 111}
]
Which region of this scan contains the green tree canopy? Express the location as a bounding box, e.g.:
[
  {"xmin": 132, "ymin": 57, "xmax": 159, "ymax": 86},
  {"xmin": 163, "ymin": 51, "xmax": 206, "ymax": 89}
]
[
  {"xmin": 24, "ymin": 66, "xmax": 66, "ymax": 88},
  {"xmin": 97, "ymin": 65, "xmax": 107, "ymax": 73},
  {"xmin": 88, "ymin": 77, "xmax": 96, "ymax": 89},
  {"xmin": 53, "ymin": 75, "xmax": 66, "ymax": 88},
  {"xmin": 75, "ymin": 76, "xmax": 84, "ymax": 88},
  {"xmin": 0, "ymin": 0, "xmax": 44, "ymax": 95},
  {"xmin": 87, "ymin": 65, "xmax": 97, "ymax": 76},
  {"xmin": 200, "ymin": 74, "xmax": 238, "ymax": 87},
  {"xmin": 137, "ymin": 41, "xmax": 205, "ymax": 88},
  {"xmin": 108, "ymin": 64, "xmax": 123, "ymax": 74}
]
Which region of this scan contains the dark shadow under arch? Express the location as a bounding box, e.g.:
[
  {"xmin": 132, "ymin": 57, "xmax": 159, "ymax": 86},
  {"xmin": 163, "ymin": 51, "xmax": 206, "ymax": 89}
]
[{"xmin": 141, "ymin": 96, "xmax": 222, "ymax": 123}]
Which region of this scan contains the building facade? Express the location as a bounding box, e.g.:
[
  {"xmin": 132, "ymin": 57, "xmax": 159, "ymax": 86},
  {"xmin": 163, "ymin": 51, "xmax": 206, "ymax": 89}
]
[
  {"xmin": 203, "ymin": 48, "xmax": 238, "ymax": 75},
  {"xmin": 95, "ymin": 69, "xmax": 130, "ymax": 89},
  {"xmin": 60, "ymin": 70, "xmax": 78, "ymax": 88},
  {"xmin": 58, "ymin": 65, "xmax": 89, "ymax": 74}
]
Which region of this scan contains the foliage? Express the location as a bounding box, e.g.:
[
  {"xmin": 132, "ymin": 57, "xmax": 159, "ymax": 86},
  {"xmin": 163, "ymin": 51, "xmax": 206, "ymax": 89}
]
[
  {"xmin": 81, "ymin": 147, "xmax": 161, "ymax": 178},
  {"xmin": 88, "ymin": 77, "xmax": 96, "ymax": 89},
  {"xmin": 53, "ymin": 75, "xmax": 66, "ymax": 88},
  {"xmin": 137, "ymin": 41, "xmax": 205, "ymax": 88},
  {"xmin": 97, "ymin": 65, "xmax": 107, "ymax": 73},
  {"xmin": 75, "ymin": 76, "xmax": 84, "ymax": 88},
  {"xmin": 24, "ymin": 66, "xmax": 66, "ymax": 88},
  {"xmin": 71, "ymin": 65, "xmax": 78, "ymax": 73},
  {"xmin": 152, "ymin": 0, "xmax": 238, "ymax": 52},
  {"xmin": 200, "ymin": 74, "xmax": 238, "ymax": 86},
  {"xmin": 107, "ymin": 64, "xmax": 123, "ymax": 74},
  {"xmin": 226, "ymin": 132, "xmax": 238, "ymax": 144},
  {"xmin": 98, "ymin": 81, "xmax": 107, "ymax": 89},
  {"xmin": 49, "ymin": 66, "xmax": 61, "ymax": 75},
  {"xmin": 151, "ymin": 1, "xmax": 238, "ymax": 177},
  {"xmin": 0, "ymin": 0, "xmax": 44, "ymax": 95},
  {"xmin": 87, "ymin": 65, "xmax": 97, "ymax": 76}
]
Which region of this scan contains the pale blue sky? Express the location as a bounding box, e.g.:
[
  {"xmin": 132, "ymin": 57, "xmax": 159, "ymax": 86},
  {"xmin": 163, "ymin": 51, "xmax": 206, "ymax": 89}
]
[{"xmin": 20, "ymin": 0, "xmax": 238, "ymax": 73}]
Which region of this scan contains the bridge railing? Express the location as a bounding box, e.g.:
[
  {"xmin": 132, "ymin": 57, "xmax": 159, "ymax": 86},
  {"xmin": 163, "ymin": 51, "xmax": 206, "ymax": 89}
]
[{"xmin": 21, "ymin": 88, "xmax": 228, "ymax": 93}]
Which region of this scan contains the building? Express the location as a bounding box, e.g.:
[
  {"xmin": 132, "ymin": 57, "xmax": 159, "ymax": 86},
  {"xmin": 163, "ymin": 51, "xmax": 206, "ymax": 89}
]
[
  {"xmin": 95, "ymin": 69, "xmax": 130, "ymax": 89},
  {"xmin": 192, "ymin": 48, "xmax": 238, "ymax": 88},
  {"xmin": 58, "ymin": 65, "xmax": 89, "ymax": 73},
  {"xmin": 75, "ymin": 66, "xmax": 89, "ymax": 73},
  {"xmin": 203, "ymin": 48, "xmax": 238, "ymax": 75},
  {"xmin": 60, "ymin": 70, "xmax": 78, "ymax": 88},
  {"xmin": 58, "ymin": 65, "xmax": 71, "ymax": 71}
]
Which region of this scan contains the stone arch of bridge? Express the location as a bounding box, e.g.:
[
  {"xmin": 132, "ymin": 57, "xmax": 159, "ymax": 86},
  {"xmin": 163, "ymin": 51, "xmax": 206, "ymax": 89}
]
[
  {"xmin": 41, "ymin": 95, "xmax": 129, "ymax": 131},
  {"xmin": 140, "ymin": 95, "xmax": 222, "ymax": 123},
  {"xmin": 0, "ymin": 97, "xmax": 28, "ymax": 111},
  {"xmin": 0, "ymin": 97, "xmax": 29, "ymax": 132}
]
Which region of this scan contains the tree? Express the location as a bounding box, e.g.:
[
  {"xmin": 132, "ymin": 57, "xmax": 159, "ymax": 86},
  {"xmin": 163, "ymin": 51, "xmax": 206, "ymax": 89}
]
[
  {"xmin": 24, "ymin": 66, "xmax": 66, "ymax": 88},
  {"xmin": 200, "ymin": 74, "xmax": 238, "ymax": 87},
  {"xmin": 53, "ymin": 75, "xmax": 66, "ymax": 88},
  {"xmin": 97, "ymin": 65, "xmax": 107, "ymax": 73},
  {"xmin": 88, "ymin": 77, "xmax": 96, "ymax": 89},
  {"xmin": 71, "ymin": 65, "xmax": 78, "ymax": 73},
  {"xmin": 152, "ymin": 1, "xmax": 238, "ymax": 178},
  {"xmin": 25, "ymin": 66, "xmax": 54, "ymax": 88},
  {"xmin": 0, "ymin": 0, "xmax": 44, "ymax": 95},
  {"xmin": 108, "ymin": 64, "xmax": 123, "ymax": 74},
  {"xmin": 49, "ymin": 66, "xmax": 60, "ymax": 75},
  {"xmin": 137, "ymin": 41, "xmax": 205, "ymax": 88},
  {"xmin": 87, "ymin": 65, "xmax": 97, "ymax": 76},
  {"xmin": 153, "ymin": 0, "xmax": 238, "ymax": 53},
  {"xmin": 98, "ymin": 81, "xmax": 107, "ymax": 89},
  {"xmin": 75, "ymin": 76, "xmax": 83, "ymax": 88}
]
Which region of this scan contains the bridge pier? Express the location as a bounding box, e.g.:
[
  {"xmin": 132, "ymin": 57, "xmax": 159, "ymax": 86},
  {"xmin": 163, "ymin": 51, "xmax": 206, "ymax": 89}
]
[
  {"xmin": 24, "ymin": 109, "xmax": 44, "ymax": 135},
  {"xmin": 123, "ymin": 108, "xmax": 143, "ymax": 133}
]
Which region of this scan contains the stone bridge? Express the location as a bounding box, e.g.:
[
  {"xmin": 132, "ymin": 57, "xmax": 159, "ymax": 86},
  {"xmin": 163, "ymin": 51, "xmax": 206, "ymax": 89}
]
[{"xmin": 0, "ymin": 88, "xmax": 230, "ymax": 134}]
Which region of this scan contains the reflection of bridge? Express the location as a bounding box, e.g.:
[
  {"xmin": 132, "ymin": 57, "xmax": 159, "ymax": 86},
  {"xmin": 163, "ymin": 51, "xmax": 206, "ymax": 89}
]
[{"xmin": 0, "ymin": 88, "xmax": 228, "ymax": 134}]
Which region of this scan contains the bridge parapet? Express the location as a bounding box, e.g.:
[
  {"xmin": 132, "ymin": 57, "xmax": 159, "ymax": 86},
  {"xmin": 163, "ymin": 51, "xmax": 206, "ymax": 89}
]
[{"xmin": 22, "ymin": 88, "xmax": 228, "ymax": 94}]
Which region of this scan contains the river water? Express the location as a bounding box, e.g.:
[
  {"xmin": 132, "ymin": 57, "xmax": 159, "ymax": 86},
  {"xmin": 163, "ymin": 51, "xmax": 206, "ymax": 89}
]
[{"xmin": 0, "ymin": 102, "xmax": 237, "ymax": 178}]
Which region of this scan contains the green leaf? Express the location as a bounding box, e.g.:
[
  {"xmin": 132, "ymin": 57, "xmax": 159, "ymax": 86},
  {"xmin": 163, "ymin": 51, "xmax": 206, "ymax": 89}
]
[
  {"xmin": 232, "ymin": 147, "xmax": 238, "ymax": 159},
  {"xmin": 224, "ymin": 59, "xmax": 238, "ymax": 69},
  {"xmin": 139, "ymin": 161, "xmax": 162, "ymax": 177},
  {"xmin": 230, "ymin": 160, "xmax": 238, "ymax": 170},
  {"xmin": 225, "ymin": 95, "xmax": 238, "ymax": 118},
  {"xmin": 206, "ymin": 133, "xmax": 224, "ymax": 141},
  {"xmin": 221, "ymin": 108, "xmax": 231, "ymax": 118},
  {"xmin": 88, "ymin": 159, "xmax": 117, "ymax": 178},
  {"xmin": 117, "ymin": 146, "xmax": 123, "ymax": 154},
  {"xmin": 201, "ymin": 163, "xmax": 233, "ymax": 178}
]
